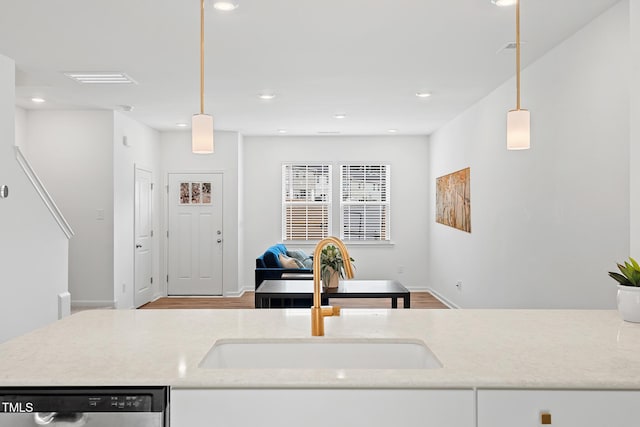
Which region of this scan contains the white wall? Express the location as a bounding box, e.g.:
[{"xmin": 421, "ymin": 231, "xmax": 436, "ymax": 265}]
[
  {"xmin": 243, "ymin": 135, "xmax": 430, "ymax": 292},
  {"xmin": 159, "ymin": 131, "xmax": 241, "ymax": 296},
  {"xmin": 0, "ymin": 54, "xmax": 69, "ymax": 342},
  {"xmin": 24, "ymin": 111, "xmax": 115, "ymax": 307},
  {"xmin": 14, "ymin": 106, "xmax": 26, "ymax": 150},
  {"xmin": 428, "ymin": 1, "xmax": 629, "ymax": 309},
  {"xmin": 113, "ymin": 112, "xmax": 161, "ymax": 308},
  {"xmin": 631, "ymin": 0, "xmax": 640, "ymax": 257}
]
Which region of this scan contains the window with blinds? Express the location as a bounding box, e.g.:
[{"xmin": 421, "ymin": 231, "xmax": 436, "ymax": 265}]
[
  {"xmin": 282, "ymin": 164, "xmax": 332, "ymax": 241},
  {"xmin": 340, "ymin": 164, "xmax": 391, "ymax": 241}
]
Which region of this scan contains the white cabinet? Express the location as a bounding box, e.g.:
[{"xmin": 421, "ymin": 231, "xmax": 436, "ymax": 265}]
[
  {"xmin": 477, "ymin": 390, "xmax": 640, "ymax": 427},
  {"xmin": 171, "ymin": 388, "xmax": 475, "ymax": 427}
]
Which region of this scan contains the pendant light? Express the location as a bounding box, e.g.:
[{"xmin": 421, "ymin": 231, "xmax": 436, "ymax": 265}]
[
  {"xmin": 506, "ymin": 0, "xmax": 530, "ymax": 150},
  {"xmin": 213, "ymin": 0, "xmax": 239, "ymax": 11},
  {"xmin": 192, "ymin": 0, "xmax": 214, "ymax": 154}
]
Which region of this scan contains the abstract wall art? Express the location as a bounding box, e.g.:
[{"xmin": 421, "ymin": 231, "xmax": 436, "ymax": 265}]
[{"xmin": 436, "ymin": 167, "xmax": 471, "ymax": 233}]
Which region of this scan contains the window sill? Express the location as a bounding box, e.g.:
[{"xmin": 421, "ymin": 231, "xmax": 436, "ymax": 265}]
[{"xmin": 284, "ymin": 240, "xmax": 395, "ymax": 248}]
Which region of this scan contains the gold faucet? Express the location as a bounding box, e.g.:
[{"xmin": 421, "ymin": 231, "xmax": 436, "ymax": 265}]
[{"xmin": 311, "ymin": 237, "xmax": 354, "ymax": 336}]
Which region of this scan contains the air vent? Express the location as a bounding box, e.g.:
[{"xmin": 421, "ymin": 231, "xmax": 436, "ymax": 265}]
[
  {"xmin": 317, "ymin": 131, "xmax": 341, "ymax": 135},
  {"xmin": 64, "ymin": 72, "xmax": 137, "ymax": 84},
  {"xmin": 497, "ymin": 41, "xmax": 526, "ymax": 54}
]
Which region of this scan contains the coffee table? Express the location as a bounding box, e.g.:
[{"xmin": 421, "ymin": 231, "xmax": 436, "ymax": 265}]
[{"xmin": 255, "ymin": 279, "xmax": 411, "ymax": 309}]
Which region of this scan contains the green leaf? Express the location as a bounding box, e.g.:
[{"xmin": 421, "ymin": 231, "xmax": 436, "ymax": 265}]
[
  {"xmin": 630, "ymin": 257, "xmax": 640, "ymax": 270},
  {"xmin": 618, "ymin": 263, "xmax": 633, "ymax": 277},
  {"xmin": 609, "ymin": 271, "xmax": 633, "ymax": 286},
  {"xmin": 631, "ymin": 269, "xmax": 640, "ymax": 286}
]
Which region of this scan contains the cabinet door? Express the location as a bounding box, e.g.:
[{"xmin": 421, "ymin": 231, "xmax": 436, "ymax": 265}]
[
  {"xmin": 172, "ymin": 388, "xmax": 475, "ymax": 427},
  {"xmin": 478, "ymin": 389, "xmax": 640, "ymax": 427}
]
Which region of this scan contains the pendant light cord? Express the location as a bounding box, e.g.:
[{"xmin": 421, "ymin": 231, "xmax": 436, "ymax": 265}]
[
  {"xmin": 200, "ymin": 0, "xmax": 205, "ymax": 115},
  {"xmin": 516, "ymin": 0, "xmax": 521, "ymax": 111}
]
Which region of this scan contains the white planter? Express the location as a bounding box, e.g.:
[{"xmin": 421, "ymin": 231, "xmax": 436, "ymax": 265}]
[
  {"xmin": 322, "ymin": 267, "xmax": 339, "ymax": 291},
  {"xmin": 617, "ymin": 285, "xmax": 640, "ymax": 323}
]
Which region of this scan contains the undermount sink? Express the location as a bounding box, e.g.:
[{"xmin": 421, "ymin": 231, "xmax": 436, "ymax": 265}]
[{"xmin": 199, "ymin": 338, "xmax": 442, "ymax": 369}]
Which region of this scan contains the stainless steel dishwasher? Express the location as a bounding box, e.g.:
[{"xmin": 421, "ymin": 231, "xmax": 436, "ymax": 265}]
[{"xmin": 0, "ymin": 387, "xmax": 168, "ymax": 426}]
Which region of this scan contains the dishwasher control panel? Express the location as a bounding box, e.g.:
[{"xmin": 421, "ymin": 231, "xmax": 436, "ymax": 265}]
[{"xmin": 0, "ymin": 387, "xmax": 166, "ymax": 413}]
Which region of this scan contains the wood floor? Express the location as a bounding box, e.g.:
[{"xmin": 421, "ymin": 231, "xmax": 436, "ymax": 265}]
[{"xmin": 140, "ymin": 291, "xmax": 448, "ymax": 309}]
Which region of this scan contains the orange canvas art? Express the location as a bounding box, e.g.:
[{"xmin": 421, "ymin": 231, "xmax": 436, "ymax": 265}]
[{"xmin": 436, "ymin": 167, "xmax": 471, "ymax": 233}]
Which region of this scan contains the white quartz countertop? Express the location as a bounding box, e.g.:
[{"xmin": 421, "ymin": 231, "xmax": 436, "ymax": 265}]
[{"xmin": 0, "ymin": 309, "xmax": 638, "ymax": 389}]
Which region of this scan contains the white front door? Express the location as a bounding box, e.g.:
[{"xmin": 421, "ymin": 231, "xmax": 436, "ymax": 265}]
[
  {"xmin": 168, "ymin": 173, "xmax": 223, "ymax": 295},
  {"xmin": 134, "ymin": 167, "xmax": 154, "ymax": 307}
]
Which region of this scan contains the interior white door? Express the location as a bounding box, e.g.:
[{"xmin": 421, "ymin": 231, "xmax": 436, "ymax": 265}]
[
  {"xmin": 134, "ymin": 167, "xmax": 154, "ymax": 307},
  {"xmin": 168, "ymin": 173, "xmax": 223, "ymax": 295}
]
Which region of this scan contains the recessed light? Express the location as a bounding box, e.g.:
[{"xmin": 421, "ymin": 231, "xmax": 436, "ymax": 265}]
[
  {"xmin": 415, "ymin": 91, "xmax": 432, "ymax": 98},
  {"xmin": 176, "ymin": 123, "xmax": 188, "ymax": 128},
  {"xmin": 387, "ymin": 129, "xmax": 398, "ymax": 133},
  {"xmin": 277, "ymin": 129, "xmax": 288, "ymax": 134},
  {"xmin": 333, "ymin": 113, "xmax": 347, "ymax": 119},
  {"xmin": 31, "ymin": 97, "xmax": 46, "ymax": 103},
  {"xmin": 491, "ymin": 0, "xmax": 517, "ymax": 6},
  {"xmin": 213, "ymin": 0, "xmax": 239, "ymax": 11},
  {"xmin": 258, "ymin": 93, "xmax": 276, "ymax": 100}
]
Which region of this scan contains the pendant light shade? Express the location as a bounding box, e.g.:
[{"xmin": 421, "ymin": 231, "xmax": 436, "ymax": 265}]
[
  {"xmin": 213, "ymin": 0, "xmax": 239, "ymax": 11},
  {"xmin": 192, "ymin": 0, "xmax": 214, "ymax": 154},
  {"xmin": 505, "ymin": 0, "xmax": 530, "ymax": 150},
  {"xmin": 192, "ymin": 113, "xmax": 214, "ymax": 153},
  {"xmin": 507, "ymin": 109, "xmax": 530, "ymax": 150}
]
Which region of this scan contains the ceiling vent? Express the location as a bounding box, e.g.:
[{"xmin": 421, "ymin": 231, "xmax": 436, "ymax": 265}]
[
  {"xmin": 497, "ymin": 41, "xmax": 526, "ymax": 54},
  {"xmin": 64, "ymin": 72, "xmax": 137, "ymax": 84}
]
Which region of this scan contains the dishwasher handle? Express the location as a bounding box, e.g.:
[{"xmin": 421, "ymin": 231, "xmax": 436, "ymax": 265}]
[{"xmin": 34, "ymin": 412, "xmax": 88, "ymax": 426}]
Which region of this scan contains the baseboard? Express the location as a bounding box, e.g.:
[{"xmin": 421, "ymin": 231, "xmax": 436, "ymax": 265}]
[
  {"xmin": 155, "ymin": 290, "xmax": 251, "ymax": 298},
  {"xmin": 151, "ymin": 293, "xmax": 164, "ymax": 302},
  {"xmin": 405, "ymin": 286, "xmax": 430, "ymax": 292},
  {"xmin": 425, "ymin": 288, "xmax": 460, "ymax": 309},
  {"xmin": 224, "ymin": 287, "xmax": 252, "ymax": 298},
  {"xmin": 71, "ymin": 300, "xmax": 115, "ymax": 309}
]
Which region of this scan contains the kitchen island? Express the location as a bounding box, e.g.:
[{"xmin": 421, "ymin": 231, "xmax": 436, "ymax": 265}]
[{"xmin": 0, "ymin": 309, "xmax": 639, "ymax": 426}]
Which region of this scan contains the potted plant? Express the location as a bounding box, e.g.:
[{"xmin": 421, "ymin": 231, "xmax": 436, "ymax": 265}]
[
  {"xmin": 320, "ymin": 244, "xmax": 354, "ymax": 291},
  {"xmin": 608, "ymin": 257, "xmax": 640, "ymax": 323}
]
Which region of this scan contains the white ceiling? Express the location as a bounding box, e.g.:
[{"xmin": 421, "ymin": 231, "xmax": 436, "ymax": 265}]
[{"xmin": 0, "ymin": 0, "xmax": 621, "ymax": 135}]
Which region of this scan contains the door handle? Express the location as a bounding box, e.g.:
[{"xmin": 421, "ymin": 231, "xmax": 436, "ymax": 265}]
[
  {"xmin": 136, "ymin": 244, "xmax": 142, "ymax": 248},
  {"xmin": 217, "ymin": 239, "xmax": 222, "ymax": 243}
]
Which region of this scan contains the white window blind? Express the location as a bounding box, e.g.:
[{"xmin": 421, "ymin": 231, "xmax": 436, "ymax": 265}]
[
  {"xmin": 340, "ymin": 164, "xmax": 391, "ymax": 241},
  {"xmin": 282, "ymin": 164, "xmax": 332, "ymax": 241}
]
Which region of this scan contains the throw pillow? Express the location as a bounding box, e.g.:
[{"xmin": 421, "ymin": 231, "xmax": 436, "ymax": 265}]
[
  {"xmin": 288, "ymin": 249, "xmax": 313, "ymax": 269},
  {"xmin": 279, "ymin": 253, "xmax": 300, "ymax": 269},
  {"xmin": 301, "ymin": 258, "xmax": 313, "ymax": 269}
]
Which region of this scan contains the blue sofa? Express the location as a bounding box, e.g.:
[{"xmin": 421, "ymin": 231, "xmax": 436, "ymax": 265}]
[
  {"xmin": 255, "ymin": 244, "xmax": 312, "ymax": 289},
  {"xmin": 255, "ymin": 244, "xmax": 313, "ymax": 308}
]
